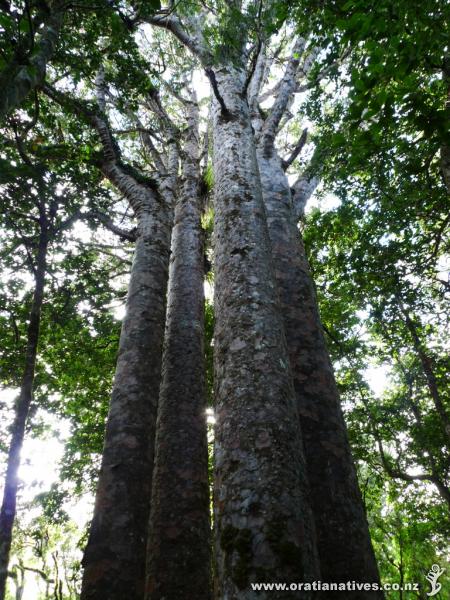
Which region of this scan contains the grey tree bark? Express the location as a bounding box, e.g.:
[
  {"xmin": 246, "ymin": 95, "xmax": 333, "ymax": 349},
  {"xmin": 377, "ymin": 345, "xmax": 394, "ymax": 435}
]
[
  {"xmin": 76, "ymin": 99, "xmax": 174, "ymax": 600},
  {"xmin": 145, "ymin": 94, "xmax": 211, "ymax": 600},
  {"xmin": 251, "ymin": 40, "xmax": 382, "ymax": 594},
  {"xmin": 80, "ymin": 194, "xmax": 172, "ymax": 600},
  {"xmin": 256, "ymin": 150, "xmax": 382, "ymax": 595},
  {"xmin": 211, "ymin": 65, "xmax": 320, "ymax": 599}
]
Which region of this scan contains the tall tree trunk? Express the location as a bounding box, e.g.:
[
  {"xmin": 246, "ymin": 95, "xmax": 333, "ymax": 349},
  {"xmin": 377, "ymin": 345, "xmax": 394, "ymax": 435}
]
[
  {"xmin": 256, "ymin": 149, "xmax": 382, "ymax": 595},
  {"xmin": 0, "ymin": 227, "xmax": 48, "ymax": 600},
  {"xmin": 212, "ymin": 66, "xmax": 320, "ymax": 599},
  {"xmin": 41, "ymin": 81, "xmax": 178, "ymax": 599},
  {"xmin": 80, "ymin": 197, "xmax": 172, "ymax": 600},
  {"xmin": 145, "ymin": 98, "xmax": 211, "ymax": 600}
]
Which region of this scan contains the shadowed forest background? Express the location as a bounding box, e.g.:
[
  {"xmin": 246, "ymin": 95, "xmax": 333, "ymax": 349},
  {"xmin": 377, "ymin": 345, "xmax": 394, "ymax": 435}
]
[{"xmin": 0, "ymin": 0, "xmax": 449, "ymax": 599}]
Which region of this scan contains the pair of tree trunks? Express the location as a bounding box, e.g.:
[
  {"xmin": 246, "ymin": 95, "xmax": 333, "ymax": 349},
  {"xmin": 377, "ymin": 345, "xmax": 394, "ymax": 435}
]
[
  {"xmin": 80, "ymin": 200, "xmax": 172, "ymax": 600},
  {"xmin": 80, "ymin": 92, "xmax": 211, "ymax": 600},
  {"xmin": 34, "ymin": 79, "xmax": 176, "ymax": 600},
  {"xmin": 79, "ymin": 165, "xmax": 173, "ymax": 599},
  {"xmin": 39, "ymin": 70, "xmax": 210, "ymax": 600},
  {"xmin": 0, "ymin": 227, "xmax": 48, "ymax": 600},
  {"xmin": 247, "ymin": 36, "xmax": 381, "ymax": 595},
  {"xmin": 256, "ymin": 149, "xmax": 382, "ymax": 594},
  {"xmin": 145, "ymin": 97, "xmax": 211, "ymax": 600},
  {"xmin": 209, "ymin": 67, "xmax": 381, "ymax": 598}
]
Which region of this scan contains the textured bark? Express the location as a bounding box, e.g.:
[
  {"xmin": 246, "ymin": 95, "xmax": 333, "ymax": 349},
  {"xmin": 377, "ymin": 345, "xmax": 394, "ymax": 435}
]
[
  {"xmin": 80, "ymin": 184, "xmax": 172, "ymax": 600},
  {"xmin": 0, "ymin": 228, "xmax": 48, "ymax": 600},
  {"xmin": 42, "ymin": 81, "xmax": 176, "ymax": 600},
  {"xmin": 145, "ymin": 99, "xmax": 211, "ymax": 600},
  {"xmin": 0, "ymin": 9, "xmax": 64, "ymax": 119},
  {"xmin": 247, "ymin": 36, "xmax": 381, "ymax": 591},
  {"xmin": 212, "ymin": 66, "xmax": 320, "ymax": 600},
  {"xmin": 256, "ymin": 149, "xmax": 382, "ymax": 596}
]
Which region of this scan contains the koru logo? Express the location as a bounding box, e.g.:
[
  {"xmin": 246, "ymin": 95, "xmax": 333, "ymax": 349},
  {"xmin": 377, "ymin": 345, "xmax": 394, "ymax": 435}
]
[{"xmin": 426, "ymin": 564, "xmax": 445, "ymax": 597}]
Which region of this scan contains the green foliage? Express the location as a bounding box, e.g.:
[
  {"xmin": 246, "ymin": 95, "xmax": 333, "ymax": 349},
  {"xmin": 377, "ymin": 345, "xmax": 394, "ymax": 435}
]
[
  {"xmin": 8, "ymin": 504, "xmax": 85, "ymax": 600},
  {"xmin": 362, "ymin": 469, "xmax": 449, "ymax": 597},
  {"xmin": 1, "ymin": 1, "xmax": 448, "ymax": 596},
  {"xmin": 202, "ymin": 163, "xmax": 215, "ymax": 195},
  {"xmin": 300, "ymin": 0, "xmax": 449, "ymax": 193},
  {"xmin": 291, "ymin": 0, "xmax": 450, "ymax": 586}
]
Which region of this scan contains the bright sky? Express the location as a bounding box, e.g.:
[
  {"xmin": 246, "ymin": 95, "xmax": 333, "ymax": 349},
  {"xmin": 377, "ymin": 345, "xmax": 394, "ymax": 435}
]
[{"xmin": 0, "ymin": 389, "xmax": 92, "ymax": 599}]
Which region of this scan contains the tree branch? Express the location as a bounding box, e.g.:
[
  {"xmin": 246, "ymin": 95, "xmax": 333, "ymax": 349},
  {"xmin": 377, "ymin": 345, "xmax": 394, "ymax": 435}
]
[
  {"xmin": 291, "ymin": 173, "xmax": 319, "ymax": 219},
  {"xmin": 86, "ymin": 210, "xmax": 137, "ymax": 242},
  {"xmin": 54, "ymin": 208, "xmax": 83, "ymax": 234},
  {"xmin": 282, "ymin": 128, "xmax": 308, "ymax": 170},
  {"xmin": 42, "ymin": 83, "xmax": 159, "ymax": 214},
  {"xmin": 296, "ymin": 48, "xmax": 350, "ymax": 93},
  {"xmin": 142, "ymin": 12, "xmax": 206, "ymax": 59},
  {"xmin": 205, "ymin": 68, "xmax": 230, "ymax": 117},
  {"xmin": 244, "ymin": 39, "xmax": 263, "ymax": 100},
  {"xmin": 260, "ymin": 37, "xmax": 307, "ymax": 155}
]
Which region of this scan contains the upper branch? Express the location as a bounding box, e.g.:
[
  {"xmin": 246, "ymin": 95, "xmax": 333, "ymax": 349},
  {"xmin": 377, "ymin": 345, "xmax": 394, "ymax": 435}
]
[
  {"xmin": 282, "ymin": 128, "xmax": 308, "ymax": 171},
  {"xmin": 260, "ymin": 38, "xmax": 307, "ymax": 155},
  {"xmin": 204, "ymin": 68, "xmax": 230, "ymax": 117},
  {"xmin": 42, "ymin": 84, "xmax": 158, "ymax": 215},
  {"xmin": 142, "ymin": 12, "xmax": 207, "ymax": 60},
  {"xmin": 296, "ymin": 48, "xmax": 350, "ymax": 93},
  {"xmin": 244, "ymin": 39, "xmax": 264, "ymax": 101},
  {"xmin": 85, "ymin": 210, "xmax": 137, "ymax": 242},
  {"xmin": 291, "ymin": 172, "xmax": 319, "ymax": 219}
]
